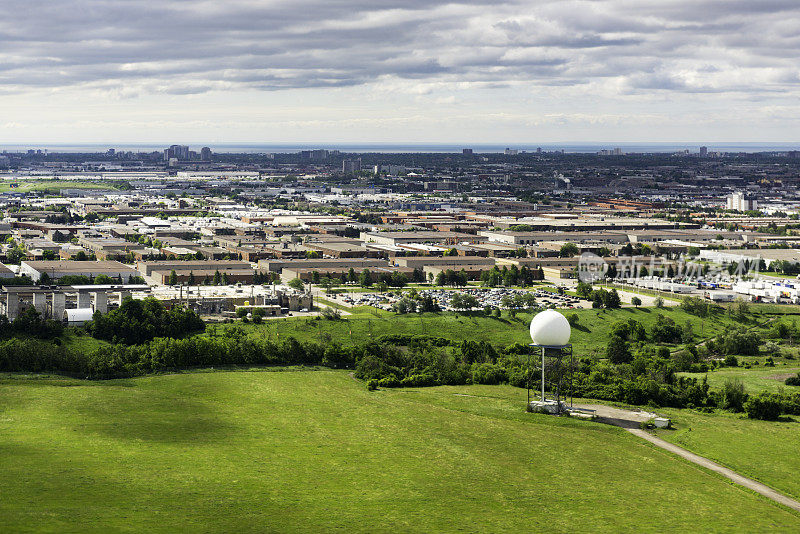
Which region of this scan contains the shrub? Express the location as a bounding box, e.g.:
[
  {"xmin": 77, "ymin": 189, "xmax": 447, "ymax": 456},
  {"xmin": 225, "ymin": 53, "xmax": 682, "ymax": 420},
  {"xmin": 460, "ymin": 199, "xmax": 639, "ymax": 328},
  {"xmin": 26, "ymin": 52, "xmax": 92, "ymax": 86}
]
[
  {"xmin": 400, "ymin": 374, "xmax": 436, "ymax": 387},
  {"xmin": 89, "ymin": 297, "xmax": 204, "ymax": 345},
  {"xmin": 723, "ymin": 355, "xmax": 738, "ymax": 367},
  {"xmin": 378, "ymin": 376, "xmax": 401, "ymax": 388},
  {"xmin": 607, "ymin": 335, "xmax": 632, "ymax": 364},
  {"xmin": 650, "ymin": 314, "xmax": 682, "ymax": 343},
  {"xmin": 472, "ymin": 363, "xmax": 506, "ymax": 385},
  {"xmin": 321, "ymin": 307, "xmax": 342, "ymax": 320},
  {"xmin": 744, "ymin": 393, "xmax": 783, "ymax": 420},
  {"xmin": 785, "ymin": 374, "xmax": 800, "ymax": 386},
  {"xmin": 719, "ymin": 379, "xmax": 747, "ymax": 412},
  {"xmin": 717, "ymin": 329, "xmax": 761, "ymax": 356}
]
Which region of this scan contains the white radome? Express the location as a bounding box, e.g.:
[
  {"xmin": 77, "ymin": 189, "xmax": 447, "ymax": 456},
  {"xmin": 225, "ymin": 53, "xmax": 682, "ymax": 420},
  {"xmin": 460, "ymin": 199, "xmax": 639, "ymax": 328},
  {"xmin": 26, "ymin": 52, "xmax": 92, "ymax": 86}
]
[{"xmin": 529, "ymin": 309, "xmax": 571, "ymax": 346}]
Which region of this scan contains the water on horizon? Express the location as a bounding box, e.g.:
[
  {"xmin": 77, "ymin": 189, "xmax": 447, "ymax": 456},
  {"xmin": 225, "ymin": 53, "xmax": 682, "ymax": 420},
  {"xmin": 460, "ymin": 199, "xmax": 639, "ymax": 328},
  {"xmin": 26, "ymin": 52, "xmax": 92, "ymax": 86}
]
[{"xmin": 1, "ymin": 142, "xmax": 799, "ymax": 154}]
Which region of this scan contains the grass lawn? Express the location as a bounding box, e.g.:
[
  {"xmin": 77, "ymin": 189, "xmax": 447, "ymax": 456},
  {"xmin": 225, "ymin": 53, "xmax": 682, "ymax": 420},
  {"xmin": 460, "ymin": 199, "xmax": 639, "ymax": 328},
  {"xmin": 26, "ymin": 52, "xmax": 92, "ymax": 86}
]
[
  {"xmin": 60, "ymin": 331, "xmax": 112, "ymax": 353},
  {"xmin": 220, "ymin": 306, "xmax": 746, "ymax": 357},
  {"xmin": 0, "ymin": 180, "xmax": 120, "ymax": 194},
  {"xmin": 1, "ymin": 370, "xmax": 798, "ymax": 532},
  {"xmin": 679, "ymin": 365, "xmax": 800, "ymax": 394},
  {"xmin": 656, "ymin": 408, "xmax": 800, "ymax": 501}
]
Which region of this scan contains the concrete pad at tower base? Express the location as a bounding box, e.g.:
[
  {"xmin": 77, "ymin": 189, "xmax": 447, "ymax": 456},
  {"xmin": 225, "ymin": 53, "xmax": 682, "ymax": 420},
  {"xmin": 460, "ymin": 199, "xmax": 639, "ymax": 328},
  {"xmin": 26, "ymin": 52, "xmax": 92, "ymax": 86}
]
[
  {"xmin": 528, "ymin": 400, "xmax": 567, "ymax": 414},
  {"xmin": 571, "ymin": 403, "xmax": 660, "ymax": 429}
]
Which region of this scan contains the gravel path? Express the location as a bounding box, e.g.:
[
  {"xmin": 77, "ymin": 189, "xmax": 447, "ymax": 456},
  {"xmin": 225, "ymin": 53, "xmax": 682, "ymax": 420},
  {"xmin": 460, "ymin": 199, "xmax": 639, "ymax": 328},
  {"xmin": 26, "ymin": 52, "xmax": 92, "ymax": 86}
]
[
  {"xmin": 571, "ymin": 403, "xmax": 800, "ymax": 512},
  {"xmin": 628, "ymin": 428, "xmax": 800, "ymax": 513}
]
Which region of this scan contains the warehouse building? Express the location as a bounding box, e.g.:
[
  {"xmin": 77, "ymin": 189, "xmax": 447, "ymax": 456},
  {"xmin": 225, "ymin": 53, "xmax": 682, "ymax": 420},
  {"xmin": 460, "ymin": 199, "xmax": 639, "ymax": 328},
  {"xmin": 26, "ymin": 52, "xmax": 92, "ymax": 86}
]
[{"xmin": 18, "ymin": 260, "xmax": 140, "ymax": 283}]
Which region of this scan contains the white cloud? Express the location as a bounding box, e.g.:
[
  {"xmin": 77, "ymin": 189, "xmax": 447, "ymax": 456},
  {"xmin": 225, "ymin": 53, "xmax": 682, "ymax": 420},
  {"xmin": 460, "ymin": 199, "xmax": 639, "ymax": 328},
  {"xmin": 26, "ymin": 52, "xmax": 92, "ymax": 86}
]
[{"xmin": 0, "ymin": 1, "xmax": 800, "ymax": 142}]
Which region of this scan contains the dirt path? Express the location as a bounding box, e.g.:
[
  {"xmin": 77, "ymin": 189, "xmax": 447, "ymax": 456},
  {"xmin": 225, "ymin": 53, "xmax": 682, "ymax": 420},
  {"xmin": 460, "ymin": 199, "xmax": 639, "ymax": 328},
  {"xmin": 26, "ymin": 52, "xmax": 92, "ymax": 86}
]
[{"xmin": 572, "ymin": 403, "xmax": 800, "ymax": 512}]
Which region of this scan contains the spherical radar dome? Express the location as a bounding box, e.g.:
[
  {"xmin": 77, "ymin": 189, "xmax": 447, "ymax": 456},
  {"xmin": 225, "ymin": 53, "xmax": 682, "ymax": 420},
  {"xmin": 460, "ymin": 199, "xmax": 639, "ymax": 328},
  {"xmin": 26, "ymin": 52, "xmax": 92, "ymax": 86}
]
[{"xmin": 529, "ymin": 309, "xmax": 571, "ymax": 346}]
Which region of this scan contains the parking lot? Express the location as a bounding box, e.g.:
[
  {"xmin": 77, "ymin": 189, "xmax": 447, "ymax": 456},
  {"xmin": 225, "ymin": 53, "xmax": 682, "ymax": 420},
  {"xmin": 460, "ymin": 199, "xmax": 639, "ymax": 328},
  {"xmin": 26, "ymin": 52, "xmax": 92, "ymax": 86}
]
[{"xmin": 327, "ymin": 285, "xmax": 589, "ymax": 312}]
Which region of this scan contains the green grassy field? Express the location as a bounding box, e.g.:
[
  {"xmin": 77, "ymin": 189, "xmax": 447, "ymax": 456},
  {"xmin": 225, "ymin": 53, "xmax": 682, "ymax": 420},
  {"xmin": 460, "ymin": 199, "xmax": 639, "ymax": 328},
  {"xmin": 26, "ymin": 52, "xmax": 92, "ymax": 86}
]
[
  {"xmin": 60, "ymin": 331, "xmax": 112, "ymax": 353},
  {"xmin": 0, "ymin": 180, "xmax": 120, "ymax": 194},
  {"xmin": 657, "ymin": 408, "xmax": 800, "ymax": 501},
  {"xmin": 1, "ymin": 370, "xmax": 798, "ymax": 532},
  {"xmin": 680, "ymin": 365, "xmax": 800, "ymax": 394},
  {"xmin": 224, "ymin": 306, "xmax": 745, "ymax": 357}
]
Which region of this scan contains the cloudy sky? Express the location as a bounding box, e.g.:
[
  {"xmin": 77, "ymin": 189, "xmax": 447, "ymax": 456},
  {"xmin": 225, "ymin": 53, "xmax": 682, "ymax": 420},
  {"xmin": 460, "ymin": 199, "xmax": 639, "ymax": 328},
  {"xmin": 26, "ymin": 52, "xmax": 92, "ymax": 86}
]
[{"xmin": 1, "ymin": 0, "xmax": 799, "ymax": 144}]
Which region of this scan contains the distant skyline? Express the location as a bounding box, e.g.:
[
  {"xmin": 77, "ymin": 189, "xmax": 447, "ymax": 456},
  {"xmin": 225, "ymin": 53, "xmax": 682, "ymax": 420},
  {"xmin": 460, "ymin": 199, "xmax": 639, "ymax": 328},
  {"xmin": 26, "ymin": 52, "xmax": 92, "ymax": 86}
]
[
  {"xmin": 2, "ymin": 1, "xmax": 800, "ymax": 143},
  {"xmin": 3, "ymin": 142, "xmax": 800, "ymax": 155}
]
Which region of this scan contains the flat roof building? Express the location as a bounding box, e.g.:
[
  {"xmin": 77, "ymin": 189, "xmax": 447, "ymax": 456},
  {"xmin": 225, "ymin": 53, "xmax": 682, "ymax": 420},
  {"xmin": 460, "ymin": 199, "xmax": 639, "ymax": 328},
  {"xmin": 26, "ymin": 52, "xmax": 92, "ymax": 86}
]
[{"xmin": 18, "ymin": 260, "xmax": 140, "ymax": 283}]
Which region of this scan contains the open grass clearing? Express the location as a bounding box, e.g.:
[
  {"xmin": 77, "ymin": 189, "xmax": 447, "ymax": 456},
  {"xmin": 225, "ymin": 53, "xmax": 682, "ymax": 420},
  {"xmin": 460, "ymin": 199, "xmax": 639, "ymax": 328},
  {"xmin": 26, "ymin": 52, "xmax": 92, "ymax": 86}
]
[
  {"xmin": 679, "ymin": 365, "xmax": 800, "ymax": 394},
  {"xmin": 1, "ymin": 370, "xmax": 799, "ymax": 532},
  {"xmin": 656, "ymin": 407, "xmax": 800, "ymax": 501},
  {"xmin": 0, "ymin": 180, "xmax": 121, "ymax": 194},
  {"xmin": 218, "ymin": 306, "xmax": 748, "ymax": 358}
]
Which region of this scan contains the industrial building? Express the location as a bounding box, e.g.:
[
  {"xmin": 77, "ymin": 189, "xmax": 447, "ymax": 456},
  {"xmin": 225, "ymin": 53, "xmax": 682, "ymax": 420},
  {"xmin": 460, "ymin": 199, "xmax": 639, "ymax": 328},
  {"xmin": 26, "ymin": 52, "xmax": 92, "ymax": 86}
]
[{"xmin": 18, "ymin": 261, "xmax": 140, "ymax": 284}]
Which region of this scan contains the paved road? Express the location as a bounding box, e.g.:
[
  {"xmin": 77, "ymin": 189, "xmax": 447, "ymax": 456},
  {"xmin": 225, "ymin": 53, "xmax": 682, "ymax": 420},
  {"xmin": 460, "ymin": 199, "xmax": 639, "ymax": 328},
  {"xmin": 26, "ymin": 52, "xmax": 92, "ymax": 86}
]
[{"xmin": 572, "ymin": 403, "xmax": 800, "ymax": 512}]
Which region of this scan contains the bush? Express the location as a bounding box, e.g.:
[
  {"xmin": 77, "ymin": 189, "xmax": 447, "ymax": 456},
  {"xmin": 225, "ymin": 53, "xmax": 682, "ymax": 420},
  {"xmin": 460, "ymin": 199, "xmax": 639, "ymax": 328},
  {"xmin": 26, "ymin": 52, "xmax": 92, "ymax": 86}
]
[
  {"xmin": 723, "ymin": 355, "xmax": 739, "ymax": 367},
  {"xmin": 607, "ymin": 335, "xmax": 632, "ymax": 364},
  {"xmin": 650, "ymin": 314, "xmax": 682, "ymax": 343},
  {"xmin": 472, "ymin": 363, "xmax": 506, "ymax": 385},
  {"xmin": 378, "ymin": 376, "xmax": 401, "ymax": 388},
  {"xmin": 681, "ymin": 296, "xmax": 712, "ymax": 317},
  {"xmin": 400, "ymin": 374, "xmax": 436, "ymax": 387},
  {"xmin": 785, "ymin": 373, "xmax": 800, "ymax": 386},
  {"xmin": 89, "ymin": 297, "xmax": 205, "ymax": 345},
  {"xmin": 745, "ymin": 393, "xmax": 783, "ymax": 420},
  {"xmin": 716, "ymin": 329, "xmax": 761, "ymax": 356},
  {"xmin": 321, "ymin": 307, "xmax": 342, "ymax": 320},
  {"xmin": 719, "ymin": 379, "xmax": 747, "ymax": 412}
]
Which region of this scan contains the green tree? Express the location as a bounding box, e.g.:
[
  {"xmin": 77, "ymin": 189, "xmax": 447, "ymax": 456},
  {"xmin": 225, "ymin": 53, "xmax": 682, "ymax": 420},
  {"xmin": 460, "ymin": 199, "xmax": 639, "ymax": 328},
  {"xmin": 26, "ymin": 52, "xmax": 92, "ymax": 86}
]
[
  {"xmin": 559, "ymin": 243, "xmax": 580, "ymax": 257},
  {"xmin": 288, "ymin": 278, "xmax": 305, "ymax": 291},
  {"xmin": 607, "ymin": 335, "xmax": 632, "ymax": 364},
  {"xmin": 603, "ymin": 289, "xmax": 622, "ymax": 309},
  {"xmin": 359, "ymin": 269, "xmax": 372, "ymax": 287},
  {"xmin": 576, "ymin": 281, "xmax": 593, "ymax": 298},
  {"xmin": 169, "ymin": 270, "xmax": 178, "ymax": 286}
]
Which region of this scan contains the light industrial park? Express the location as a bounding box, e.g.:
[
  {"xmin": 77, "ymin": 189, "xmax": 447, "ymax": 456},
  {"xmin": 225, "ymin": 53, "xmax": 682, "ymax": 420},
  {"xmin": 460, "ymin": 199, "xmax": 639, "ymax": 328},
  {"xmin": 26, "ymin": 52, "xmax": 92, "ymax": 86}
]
[
  {"xmin": 4, "ymin": 144, "xmax": 800, "ymax": 531},
  {"xmin": 5, "ymin": 0, "xmax": 800, "ymax": 532}
]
